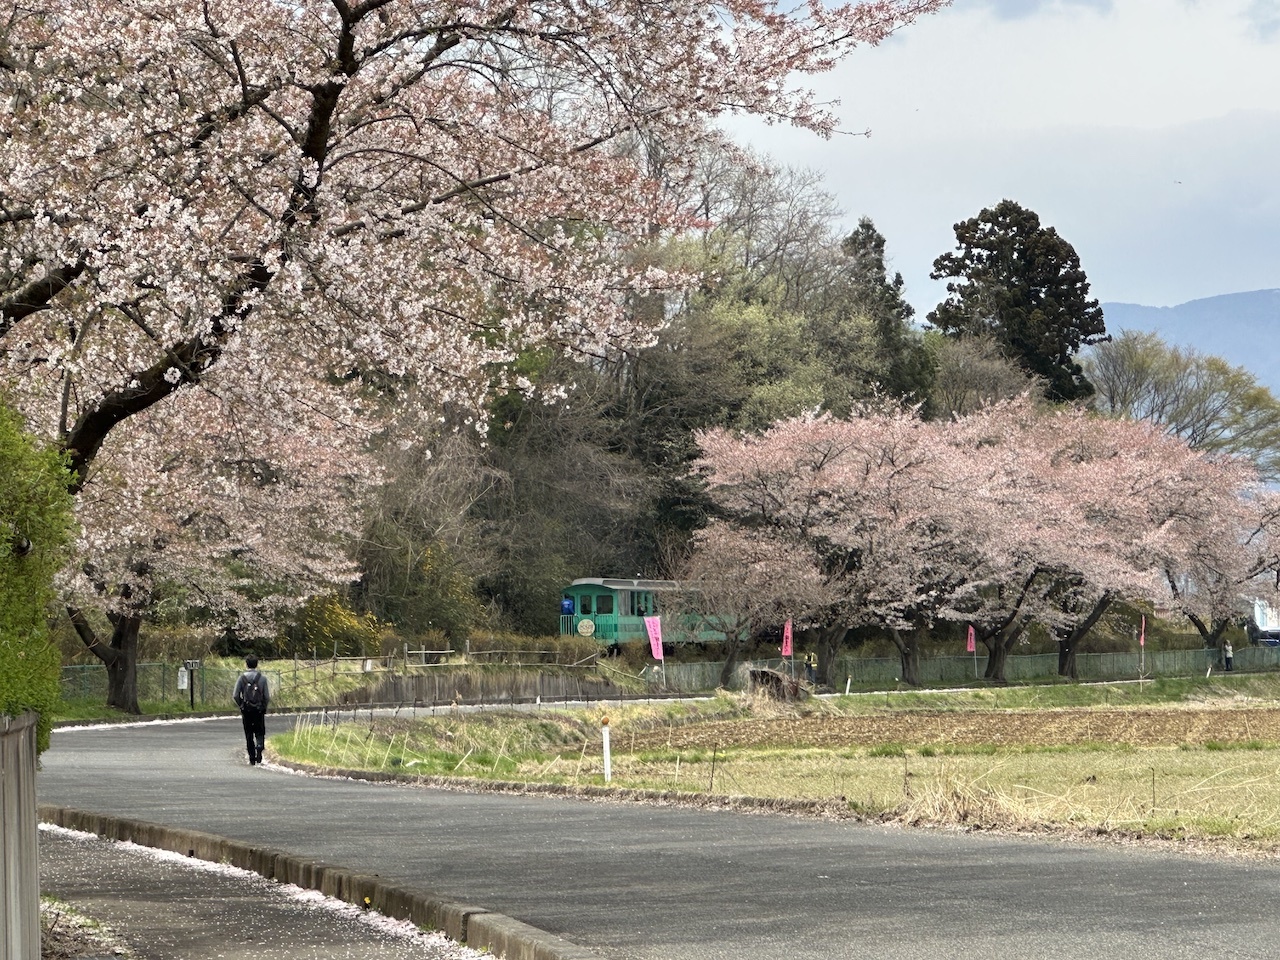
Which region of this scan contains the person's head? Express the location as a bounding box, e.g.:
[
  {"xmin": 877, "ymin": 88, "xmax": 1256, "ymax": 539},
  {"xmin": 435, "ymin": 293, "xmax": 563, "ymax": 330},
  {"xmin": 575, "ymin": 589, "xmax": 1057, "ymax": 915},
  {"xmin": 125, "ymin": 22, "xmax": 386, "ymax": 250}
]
[{"xmin": 245, "ymin": 655, "xmax": 259, "ymax": 669}]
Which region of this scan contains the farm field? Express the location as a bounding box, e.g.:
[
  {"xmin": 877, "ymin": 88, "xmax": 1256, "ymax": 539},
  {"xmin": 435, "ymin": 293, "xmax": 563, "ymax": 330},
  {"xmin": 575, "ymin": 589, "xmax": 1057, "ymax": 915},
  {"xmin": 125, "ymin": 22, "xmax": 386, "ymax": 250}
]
[{"xmin": 269, "ymin": 678, "xmax": 1280, "ymax": 852}]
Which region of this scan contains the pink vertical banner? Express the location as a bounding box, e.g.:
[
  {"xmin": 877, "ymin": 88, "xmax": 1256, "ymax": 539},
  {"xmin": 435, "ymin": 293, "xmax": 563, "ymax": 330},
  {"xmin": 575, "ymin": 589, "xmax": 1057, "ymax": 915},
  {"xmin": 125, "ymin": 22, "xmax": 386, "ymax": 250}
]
[
  {"xmin": 644, "ymin": 616, "xmax": 663, "ymax": 661},
  {"xmin": 966, "ymin": 625, "xmax": 976, "ymax": 653},
  {"xmin": 781, "ymin": 619, "xmax": 793, "ymax": 658},
  {"xmin": 1139, "ymin": 615, "xmax": 1145, "ymax": 647}
]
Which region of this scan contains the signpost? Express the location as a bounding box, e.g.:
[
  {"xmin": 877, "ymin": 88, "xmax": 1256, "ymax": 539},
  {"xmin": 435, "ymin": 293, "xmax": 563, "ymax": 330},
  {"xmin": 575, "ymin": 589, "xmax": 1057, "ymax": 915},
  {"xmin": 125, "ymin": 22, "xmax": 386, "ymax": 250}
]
[
  {"xmin": 182, "ymin": 659, "xmax": 201, "ymax": 709},
  {"xmin": 601, "ymin": 716, "xmax": 612, "ymax": 783}
]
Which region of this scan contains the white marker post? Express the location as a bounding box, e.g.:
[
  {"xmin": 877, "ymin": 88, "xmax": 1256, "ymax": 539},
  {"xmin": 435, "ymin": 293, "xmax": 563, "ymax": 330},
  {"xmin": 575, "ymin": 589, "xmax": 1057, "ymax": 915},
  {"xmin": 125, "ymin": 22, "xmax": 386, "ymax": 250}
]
[{"xmin": 602, "ymin": 716, "xmax": 612, "ymax": 783}]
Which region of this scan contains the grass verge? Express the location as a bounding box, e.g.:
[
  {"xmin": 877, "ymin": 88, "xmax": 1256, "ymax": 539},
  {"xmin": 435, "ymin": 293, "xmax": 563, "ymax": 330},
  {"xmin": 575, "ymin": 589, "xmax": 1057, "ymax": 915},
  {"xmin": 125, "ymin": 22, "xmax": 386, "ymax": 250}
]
[{"xmin": 269, "ymin": 681, "xmax": 1280, "ymax": 850}]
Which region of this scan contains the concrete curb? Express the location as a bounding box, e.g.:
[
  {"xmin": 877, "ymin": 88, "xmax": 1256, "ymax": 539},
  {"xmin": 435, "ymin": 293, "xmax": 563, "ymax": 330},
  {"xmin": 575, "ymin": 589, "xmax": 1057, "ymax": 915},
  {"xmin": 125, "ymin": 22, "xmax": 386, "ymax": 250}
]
[{"xmin": 39, "ymin": 805, "xmax": 602, "ymax": 960}]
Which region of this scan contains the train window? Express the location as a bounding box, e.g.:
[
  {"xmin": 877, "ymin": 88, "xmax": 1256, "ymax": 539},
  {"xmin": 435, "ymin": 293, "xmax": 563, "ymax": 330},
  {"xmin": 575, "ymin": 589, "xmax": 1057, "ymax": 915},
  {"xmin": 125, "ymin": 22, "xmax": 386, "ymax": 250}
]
[
  {"xmin": 596, "ymin": 594, "xmax": 614, "ymax": 615},
  {"xmin": 580, "ymin": 595, "xmax": 593, "ymax": 615}
]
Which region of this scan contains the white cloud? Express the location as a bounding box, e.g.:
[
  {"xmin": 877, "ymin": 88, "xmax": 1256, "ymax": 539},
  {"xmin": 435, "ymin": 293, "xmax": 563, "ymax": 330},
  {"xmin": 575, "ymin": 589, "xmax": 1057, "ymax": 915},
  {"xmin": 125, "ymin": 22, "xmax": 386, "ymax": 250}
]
[
  {"xmin": 726, "ymin": 0, "xmax": 1280, "ymax": 312},
  {"xmin": 1247, "ymin": 0, "xmax": 1280, "ymax": 39}
]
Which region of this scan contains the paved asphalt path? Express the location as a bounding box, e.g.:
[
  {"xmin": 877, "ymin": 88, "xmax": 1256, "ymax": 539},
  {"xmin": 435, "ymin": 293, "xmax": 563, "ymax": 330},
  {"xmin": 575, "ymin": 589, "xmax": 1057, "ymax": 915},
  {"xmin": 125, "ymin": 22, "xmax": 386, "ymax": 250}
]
[{"xmin": 36, "ymin": 715, "xmax": 1280, "ymax": 959}]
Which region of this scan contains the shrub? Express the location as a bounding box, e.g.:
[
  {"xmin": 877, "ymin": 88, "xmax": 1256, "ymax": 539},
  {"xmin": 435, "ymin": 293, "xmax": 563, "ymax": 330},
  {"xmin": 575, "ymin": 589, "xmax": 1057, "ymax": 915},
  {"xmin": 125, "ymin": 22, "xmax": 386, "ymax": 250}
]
[{"xmin": 0, "ymin": 402, "xmax": 75, "ymax": 752}]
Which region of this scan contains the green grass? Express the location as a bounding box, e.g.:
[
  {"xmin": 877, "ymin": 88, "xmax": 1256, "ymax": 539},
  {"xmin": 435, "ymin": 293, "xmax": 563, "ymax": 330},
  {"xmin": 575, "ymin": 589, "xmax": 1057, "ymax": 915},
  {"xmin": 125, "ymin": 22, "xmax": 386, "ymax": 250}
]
[
  {"xmin": 54, "ymin": 697, "xmax": 210, "ymax": 723},
  {"xmin": 267, "ymin": 680, "xmax": 1280, "ymax": 850}
]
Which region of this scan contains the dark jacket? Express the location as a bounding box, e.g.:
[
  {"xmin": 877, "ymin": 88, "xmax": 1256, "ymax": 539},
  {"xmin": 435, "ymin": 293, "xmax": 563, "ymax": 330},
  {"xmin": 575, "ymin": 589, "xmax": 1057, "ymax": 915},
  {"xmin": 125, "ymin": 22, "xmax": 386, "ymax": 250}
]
[{"xmin": 233, "ymin": 670, "xmax": 270, "ymax": 712}]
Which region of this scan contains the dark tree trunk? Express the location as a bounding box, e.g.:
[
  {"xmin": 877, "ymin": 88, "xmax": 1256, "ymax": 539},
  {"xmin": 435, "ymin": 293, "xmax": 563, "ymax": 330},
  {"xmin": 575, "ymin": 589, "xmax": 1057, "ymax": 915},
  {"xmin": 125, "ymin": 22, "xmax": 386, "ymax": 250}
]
[
  {"xmin": 718, "ymin": 632, "xmax": 746, "ymax": 688},
  {"xmin": 1185, "ymin": 612, "xmax": 1230, "ymax": 649},
  {"xmin": 1165, "ymin": 570, "xmax": 1232, "ymax": 653},
  {"xmin": 888, "ymin": 628, "xmax": 921, "ymax": 687},
  {"xmin": 815, "ymin": 625, "xmax": 849, "ymax": 688},
  {"xmin": 105, "ymin": 614, "xmax": 142, "ymax": 713},
  {"xmin": 1057, "ymin": 640, "xmax": 1077, "ymax": 680},
  {"xmin": 983, "ymin": 641, "xmax": 1007, "ymax": 681},
  {"xmin": 1056, "ymin": 594, "xmax": 1113, "ymax": 681},
  {"xmin": 67, "ymin": 605, "xmax": 143, "ymax": 714},
  {"xmin": 978, "ymin": 570, "xmax": 1044, "ymax": 682},
  {"xmin": 982, "ymin": 620, "xmax": 1028, "ymax": 682}
]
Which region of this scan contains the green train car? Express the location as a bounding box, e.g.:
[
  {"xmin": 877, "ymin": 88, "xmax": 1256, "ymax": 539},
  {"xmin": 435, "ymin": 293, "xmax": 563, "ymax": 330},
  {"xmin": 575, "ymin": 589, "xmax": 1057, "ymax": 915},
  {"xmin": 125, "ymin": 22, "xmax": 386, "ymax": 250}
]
[{"xmin": 559, "ymin": 578, "xmax": 724, "ymax": 646}]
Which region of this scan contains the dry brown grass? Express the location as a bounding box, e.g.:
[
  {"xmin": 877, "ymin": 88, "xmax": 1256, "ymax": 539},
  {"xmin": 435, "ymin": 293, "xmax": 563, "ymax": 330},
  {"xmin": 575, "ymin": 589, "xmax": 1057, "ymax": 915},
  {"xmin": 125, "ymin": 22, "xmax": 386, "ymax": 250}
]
[{"xmin": 40, "ymin": 898, "xmax": 131, "ymax": 960}]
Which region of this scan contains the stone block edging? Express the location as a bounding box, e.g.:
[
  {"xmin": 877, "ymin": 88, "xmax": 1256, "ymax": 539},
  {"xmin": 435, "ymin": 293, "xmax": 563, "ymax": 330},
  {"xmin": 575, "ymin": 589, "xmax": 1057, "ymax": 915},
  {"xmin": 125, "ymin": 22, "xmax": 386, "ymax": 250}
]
[{"xmin": 38, "ymin": 805, "xmax": 600, "ymax": 960}]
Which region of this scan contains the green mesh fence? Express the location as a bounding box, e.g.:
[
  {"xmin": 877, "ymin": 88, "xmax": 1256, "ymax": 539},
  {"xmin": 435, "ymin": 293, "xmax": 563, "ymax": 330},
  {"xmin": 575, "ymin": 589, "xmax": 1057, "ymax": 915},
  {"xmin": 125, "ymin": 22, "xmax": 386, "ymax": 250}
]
[
  {"xmin": 669, "ymin": 645, "xmax": 1280, "ymax": 692},
  {"xmin": 58, "ymin": 645, "xmax": 1280, "ymax": 707},
  {"xmin": 59, "ymin": 662, "xmax": 282, "ymax": 709}
]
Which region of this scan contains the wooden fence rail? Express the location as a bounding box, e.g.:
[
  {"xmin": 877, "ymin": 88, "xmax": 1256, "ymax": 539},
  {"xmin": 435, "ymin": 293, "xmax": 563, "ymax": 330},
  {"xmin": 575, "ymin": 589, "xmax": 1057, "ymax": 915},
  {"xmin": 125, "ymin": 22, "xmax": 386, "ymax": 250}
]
[{"xmin": 1, "ymin": 712, "xmax": 39, "ymax": 960}]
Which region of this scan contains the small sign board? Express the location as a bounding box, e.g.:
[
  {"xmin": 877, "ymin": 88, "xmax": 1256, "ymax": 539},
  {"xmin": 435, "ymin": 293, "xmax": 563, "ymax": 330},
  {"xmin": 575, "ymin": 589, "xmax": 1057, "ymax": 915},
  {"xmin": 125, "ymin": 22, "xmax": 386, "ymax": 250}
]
[{"xmin": 177, "ymin": 667, "xmax": 188, "ymax": 691}]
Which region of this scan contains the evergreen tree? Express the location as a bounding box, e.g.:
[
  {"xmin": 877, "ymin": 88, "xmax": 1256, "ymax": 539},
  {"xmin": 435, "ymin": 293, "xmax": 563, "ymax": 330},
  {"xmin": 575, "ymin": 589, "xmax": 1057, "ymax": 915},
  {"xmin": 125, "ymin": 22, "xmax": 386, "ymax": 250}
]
[
  {"xmin": 836, "ymin": 217, "xmax": 932, "ymax": 404},
  {"xmin": 927, "ymin": 200, "xmax": 1107, "ymax": 403}
]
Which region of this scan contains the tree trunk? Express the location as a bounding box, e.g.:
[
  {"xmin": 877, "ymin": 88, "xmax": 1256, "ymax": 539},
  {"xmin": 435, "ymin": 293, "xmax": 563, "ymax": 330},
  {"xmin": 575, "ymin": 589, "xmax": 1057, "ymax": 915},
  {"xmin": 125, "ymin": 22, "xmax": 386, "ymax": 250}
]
[
  {"xmin": 105, "ymin": 614, "xmax": 142, "ymax": 713},
  {"xmin": 1185, "ymin": 612, "xmax": 1230, "ymax": 649},
  {"xmin": 983, "ymin": 641, "xmax": 1007, "ymax": 682},
  {"xmin": 983, "ymin": 622, "xmax": 1027, "ymax": 683},
  {"xmin": 718, "ymin": 632, "xmax": 745, "ymax": 689},
  {"xmin": 1056, "ymin": 594, "xmax": 1113, "ymax": 681},
  {"xmin": 978, "ymin": 570, "xmax": 1044, "ymax": 683},
  {"xmin": 1057, "ymin": 639, "xmax": 1077, "ymax": 680},
  {"xmin": 815, "ymin": 625, "xmax": 849, "ymax": 688},
  {"xmin": 888, "ymin": 628, "xmax": 921, "ymax": 687},
  {"xmin": 67, "ymin": 605, "xmax": 143, "ymax": 714}
]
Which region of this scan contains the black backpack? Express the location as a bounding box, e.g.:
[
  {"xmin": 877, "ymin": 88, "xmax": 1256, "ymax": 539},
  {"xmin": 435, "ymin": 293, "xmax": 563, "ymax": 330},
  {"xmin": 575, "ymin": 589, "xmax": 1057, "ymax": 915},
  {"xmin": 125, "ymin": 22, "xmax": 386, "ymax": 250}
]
[{"xmin": 240, "ymin": 671, "xmax": 267, "ymax": 711}]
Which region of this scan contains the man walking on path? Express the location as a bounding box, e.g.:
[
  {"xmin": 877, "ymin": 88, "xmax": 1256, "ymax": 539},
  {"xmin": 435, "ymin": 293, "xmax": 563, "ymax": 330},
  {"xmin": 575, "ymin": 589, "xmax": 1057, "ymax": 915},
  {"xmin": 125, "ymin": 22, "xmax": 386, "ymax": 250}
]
[{"xmin": 232, "ymin": 656, "xmax": 270, "ymax": 765}]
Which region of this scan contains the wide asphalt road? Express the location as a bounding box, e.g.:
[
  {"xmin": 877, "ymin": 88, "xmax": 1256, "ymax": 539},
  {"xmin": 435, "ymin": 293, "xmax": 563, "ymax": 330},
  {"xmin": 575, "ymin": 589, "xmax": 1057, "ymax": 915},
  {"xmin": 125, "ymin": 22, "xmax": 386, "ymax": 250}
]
[{"xmin": 36, "ymin": 715, "xmax": 1280, "ymax": 959}]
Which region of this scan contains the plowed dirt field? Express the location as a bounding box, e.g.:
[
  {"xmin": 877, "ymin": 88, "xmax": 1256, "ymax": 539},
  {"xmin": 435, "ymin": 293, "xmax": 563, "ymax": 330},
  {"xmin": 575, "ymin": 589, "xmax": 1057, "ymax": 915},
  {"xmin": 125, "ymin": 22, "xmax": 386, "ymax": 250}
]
[{"xmin": 624, "ymin": 705, "xmax": 1280, "ymax": 752}]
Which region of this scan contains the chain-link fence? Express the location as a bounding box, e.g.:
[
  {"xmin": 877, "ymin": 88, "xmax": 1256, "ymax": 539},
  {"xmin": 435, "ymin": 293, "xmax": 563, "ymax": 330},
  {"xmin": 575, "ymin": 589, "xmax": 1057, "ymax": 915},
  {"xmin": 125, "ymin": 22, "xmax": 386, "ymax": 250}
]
[
  {"xmin": 59, "ymin": 645, "xmax": 1280, "ymax": 709},
  {"xmin": 59, "ymin": 662, "xmax": 282, "ymax": 709},
  {"xmin": 663, "ymin": 644, "xmax": 1280, "ymax": 692}
]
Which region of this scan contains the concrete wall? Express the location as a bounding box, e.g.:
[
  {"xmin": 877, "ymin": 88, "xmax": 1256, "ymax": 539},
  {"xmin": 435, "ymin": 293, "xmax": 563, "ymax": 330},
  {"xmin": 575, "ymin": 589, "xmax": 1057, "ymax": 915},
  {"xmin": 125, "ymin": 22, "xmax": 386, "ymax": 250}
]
[{"xmin": 1, "ymin": 713, "xmax": 39, "ymax": 960}]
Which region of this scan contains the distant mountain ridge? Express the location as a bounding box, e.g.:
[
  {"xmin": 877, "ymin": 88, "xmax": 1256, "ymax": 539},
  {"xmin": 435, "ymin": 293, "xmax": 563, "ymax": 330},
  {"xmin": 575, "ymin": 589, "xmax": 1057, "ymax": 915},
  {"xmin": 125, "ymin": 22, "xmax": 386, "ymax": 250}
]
[{"xmin": 1099, "ymin": 289, "xmax": 1280, "ymax": 394}]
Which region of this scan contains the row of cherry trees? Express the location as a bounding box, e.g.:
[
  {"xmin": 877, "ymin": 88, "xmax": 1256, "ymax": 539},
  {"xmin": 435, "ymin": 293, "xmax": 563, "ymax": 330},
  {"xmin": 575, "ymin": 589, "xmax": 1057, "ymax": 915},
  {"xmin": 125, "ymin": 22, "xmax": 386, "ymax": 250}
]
[{"xmin": 690, "ymin": 397, "xmax": 1280, "ymax": 685}]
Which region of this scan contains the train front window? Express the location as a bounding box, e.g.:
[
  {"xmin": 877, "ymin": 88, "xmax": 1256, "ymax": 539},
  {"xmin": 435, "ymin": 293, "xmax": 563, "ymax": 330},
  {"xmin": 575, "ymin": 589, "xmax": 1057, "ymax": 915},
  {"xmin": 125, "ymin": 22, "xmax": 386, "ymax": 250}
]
[
  {"xmin": 580, "ymin": 595, "xmax": 592, "ymax": 615},
  {"xmin": 596, "ymin": 594, "xmax": 613, "ymax": 615}
]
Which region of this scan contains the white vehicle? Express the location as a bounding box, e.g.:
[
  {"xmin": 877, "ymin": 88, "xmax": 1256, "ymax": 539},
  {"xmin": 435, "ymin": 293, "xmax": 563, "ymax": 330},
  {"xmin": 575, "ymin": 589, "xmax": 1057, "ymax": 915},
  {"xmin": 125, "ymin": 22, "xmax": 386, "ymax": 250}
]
[{"xmin": 1248, "ymin": 599, "xmax": 1280, "ymax": 645}]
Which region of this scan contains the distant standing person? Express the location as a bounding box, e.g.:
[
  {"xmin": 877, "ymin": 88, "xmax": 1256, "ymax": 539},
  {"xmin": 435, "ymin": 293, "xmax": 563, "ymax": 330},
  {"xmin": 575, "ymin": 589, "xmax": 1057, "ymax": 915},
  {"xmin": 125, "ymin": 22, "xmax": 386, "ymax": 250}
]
[
  {"xmin": 233, "ymin": 656, "xmax": 270, "ymax": 765},
  {"xmin": 1224, "ymin": 641, "xmax": 1234, "ymax": 672}
]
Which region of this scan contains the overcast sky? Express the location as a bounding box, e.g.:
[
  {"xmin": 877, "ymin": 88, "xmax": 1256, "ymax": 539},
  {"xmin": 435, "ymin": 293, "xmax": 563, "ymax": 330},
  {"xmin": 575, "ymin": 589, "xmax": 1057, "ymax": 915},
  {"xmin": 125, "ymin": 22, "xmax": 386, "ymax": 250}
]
[{"xmin": 728, "ymin": 0, "xmax": 1280, "ymax": 316}]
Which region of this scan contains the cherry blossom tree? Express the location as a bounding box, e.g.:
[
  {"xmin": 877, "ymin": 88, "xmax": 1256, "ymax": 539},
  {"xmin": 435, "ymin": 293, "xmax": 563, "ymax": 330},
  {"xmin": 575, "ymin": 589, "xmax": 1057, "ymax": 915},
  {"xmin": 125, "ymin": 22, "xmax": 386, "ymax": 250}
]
[
  {"xmin": 931, "ymin": 400, "xmax": 1265, "ymax": 681},
  {"xmin": 62, "ymin": 382, "xmax": 375, "ymax": 711},
  {"xmin": 1157, "ymin": 467, "xmax": 1280, "ymax": 651},
  {"xmin": 695, "ymin": 395, "xmax": 1268, "ymax": 686},
  {"xmin": 697, "ymin": 403, "xmax": 977, "ymax": 686},
  {"xmin": 673, "ymin": 523, "xmax": 829, "ymax": 688},
  {"xmin": 1, "ymin": 0, "xmax": 950, "ymax": 474},
  {"xmin": 0, "ymin": 0, "xmax": 948, "ymax": 706}
]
